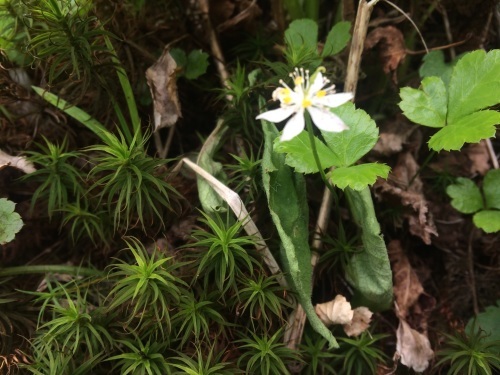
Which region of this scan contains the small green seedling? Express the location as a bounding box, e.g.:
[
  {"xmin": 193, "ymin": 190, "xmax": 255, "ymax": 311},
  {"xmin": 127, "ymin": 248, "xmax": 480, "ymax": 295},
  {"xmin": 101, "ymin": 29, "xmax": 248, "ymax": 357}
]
[{"xmin": 446, "ymin": 169, "xmax": 500, "ymax": 233}]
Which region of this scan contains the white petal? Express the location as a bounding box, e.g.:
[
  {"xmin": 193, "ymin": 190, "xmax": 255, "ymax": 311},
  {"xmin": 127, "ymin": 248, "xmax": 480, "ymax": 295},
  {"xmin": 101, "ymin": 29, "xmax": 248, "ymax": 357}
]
[
  {"xmin": 316, "ymin": 92, "xmax": 354, "ymax": 108},
  {"xmin": 256, "ymin": 107, "xmax": 295, "ymax": 123},
  {"xmin": 307, "ymin": 106, "xmax": 348, "ymax": 132},
  {"xmin": 281, "ymin": 111, "xmax": 305, "ymax": 141},
  {"xmin": 309, "ymin": 71, "xmax": 326, "ymax": 94}
]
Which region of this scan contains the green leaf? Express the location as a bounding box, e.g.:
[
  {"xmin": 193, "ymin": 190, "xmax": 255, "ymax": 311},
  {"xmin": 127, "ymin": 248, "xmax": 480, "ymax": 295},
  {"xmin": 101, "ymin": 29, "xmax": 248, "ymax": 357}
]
[
  {"xmin": 32, "ymin": 86, "xmax": 115, "ymax": 145},
  {"xmin": 483, "ymin": 169, "xmax": 500, "ymax": 210},
  {"xmin": 399, "ymin": 77, "xmax": 447, "ymax": 128},
  {"xmin": 196, "ymin": 119, "xmax": 228, "ymax": 214},
  {"xmin": 473, "ymin": 210, "xmax": 500, "ymax": 233},
  {"xmin": 322, "ymin": 21, "xmax": 351, "ymax": 57},
  {"xmin": 185, "ymin": 50, "xmax": 209, "ymax": 80},
  {"xmin": 446, "ymin": 177, "xmax": 484, "ymax": 214},
  {"xmin": 330, "ymin": 163, "xmax": 390, "ymax": 191},
  {"xmin": 0, "ymin": 198, "xmax": 24, "ymax": 245},
  {"xmin": 322, "ymin": 102, "xmax": 379, "ymax": 167},
  {"xmin": 419, "ymin": 50, "xmax": 454, "ymax": 86},
  {"xmin": 284, "ymin": 19, "xmax": 318, "ymax": 54},
  {"xmin": 428, "ymin": 110, "xmax": 500, "ymax": 151},
  {"xmin": 447, "ymin": 49, "xmax": 500, "ymax": 122},
  {"xmin": 466, "ymin": 301, "xmax": 500, "ymax": 352},
  {"xmin": 170, "ymin": 48, "xmax": 187, "ymax": 67},
  {"xmin": 274, "ymin": 131, "xmax": 336, "ymax": 174},
  {"xmin": 344, "ymin": 188, "xmax": 392, "ymax": 310},
  {"xmin": 260, "ymin": 104, "xmax": 338, "ymax": 348}
]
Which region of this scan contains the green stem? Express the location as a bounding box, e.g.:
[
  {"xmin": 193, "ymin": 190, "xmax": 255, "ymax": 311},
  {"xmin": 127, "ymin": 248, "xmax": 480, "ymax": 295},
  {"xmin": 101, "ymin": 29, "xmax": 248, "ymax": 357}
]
[
  {"xmin": 304, "ymin": 112, "xmax": 335, "ymax": 193},
  {"xmin": 0, "ymin": 265, "xmax": 104, "ymax": 278}
]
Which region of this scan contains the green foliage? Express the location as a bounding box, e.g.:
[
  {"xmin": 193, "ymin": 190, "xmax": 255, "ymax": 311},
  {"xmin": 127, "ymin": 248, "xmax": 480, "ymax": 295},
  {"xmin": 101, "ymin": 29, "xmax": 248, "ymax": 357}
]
[
  {"xmin": 237, "ymin": 329, "xmax": 301, "ymax": 375},
  {"xmin": 283, "ymin": 19, "xmax": 351, "ymax": 70},
  {"xmin": 261, "ymin": 114, "xmax": 338, "ymax": 347},
  {"xmin": 107, "ymin": 238, "xmax": 187, "ymax": 333},
  {"xmin": 321, "ymin": 21, "xmax": 352, "ymax": 58},
  {"xmin": 171, "ymin": 292, "xmax": 226, "ymax": 348},
  {"xmin": 419, "ymin": 50, "xmax": 455, "ymax": 85},
  {"xmin": 22, "ymin": 137, "xmax": 85, "ymax": 218},
  {"xmin": 319, "ymin": 224, "xmax": 361, "ymax": 275},
  {"xmin": 26, "ymin": 344, "xmax": 104, "ymax": 375},
  {"xmin": 275, "ymin": 102, "xmax": 390, "ymax": 190},
  {"xmin": 23, "ymin": 0, "xmax": 112, "ymax": 98},
  {"xmin": 234, "ymin": 273, "xmax": 291, "ymax": 326},
  {"xmin": 0, "ymin": 0, "xmax": 31, "ymax": 65},
  {"xmin": 399, "ymin": 49, "xmax": 500, "ymax": 151},
  {"xmin": 436, "ymin": 327, "xmax": 500, "ymax": 375},
  {"xmin": 300, "ymin": 331, "xmax": 338, "ymax": 375},
  {"xmin": 195, "ymin": 120, "xmax": 228, "ymax": 214},
  {"xmin": 0, "ymin": 198, "xmax": 23, "ymax": 244},
  {"xmin": 37, "ymin": 285, "xmax": 112, "ymax": 357},
  {"xmin": 344, "ymin": 188, "xmax": 393, "ymax": 310},
  {"xmin": 187, "ymin": 211, "xmax": 260, "ymax": 294},
  {"xmin": 226, "ymin": 148, "xmax": 262, "ymax": 202},
  {"xmin": 446, "ymin": 170, "xmax": 500, "ymax": 233},
  {"xmin": 107, "ymin": 336, "xmax": 172, "ymax": 375},
  {"xmin": 466, "ymin": 301, "xmax": 500, "ymax": 353},
  {"xmin": 88, "ymin": 131, "xmax": 176, "ymax": 231},
  {"xmin": 446, "ymin": 177, "xmax": 484, "ymax": 214},
  {"xmin": 60, "ymin": 197, "xmax": 111, "ymax": 245},
  {"xmin": 170, "ymin": 348, "xmax": 236, "ymax": 375},
  {"xmin": 333, "ymin": 333, "xmax": 389, "ymax": 375},
  {"xmin": 170, "ymin": 48, "xmax": 209, "ymax": 80}
]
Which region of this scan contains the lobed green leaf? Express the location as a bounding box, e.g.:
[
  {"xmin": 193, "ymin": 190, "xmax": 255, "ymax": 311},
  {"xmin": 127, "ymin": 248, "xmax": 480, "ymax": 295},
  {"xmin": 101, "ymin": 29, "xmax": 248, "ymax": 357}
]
[
  {"xmin": 473, "ymin": 210, "xmax": 500, "ymax": 233},
  {"xmin": 399, "ymin": 77, "xmax": 447, "ymax": 128},
  {"xmin": 322, "ymin": 102, "xmax": 379, "ymax": 167},
  {"xmin": 483, "ymin": 169, "xmax": 500, "ymax": 210},
  {"xmin": 274, "ymin": 131, "xmax": 335, "ymax": 174},
  {"xmin": 330, "ymin": 163, "xmax": 390, "ymax": 191},
  {"xmin": 0, "ymin": 198, "xmax": 24, "ymax": 245},
  {"xmin": 447, "ymin": 49, "xmax": 500, "ymax": 123},
  {"xmin": 429, "ymin": 110, "xmax": 500, "ymax": 151},
  {"xmin": 322, "ymin": 21, "xmax": 351, "ymax": 57},
  {"xmin": 446, "ymin": 177, "xmax": 484, "ymax": 214}
]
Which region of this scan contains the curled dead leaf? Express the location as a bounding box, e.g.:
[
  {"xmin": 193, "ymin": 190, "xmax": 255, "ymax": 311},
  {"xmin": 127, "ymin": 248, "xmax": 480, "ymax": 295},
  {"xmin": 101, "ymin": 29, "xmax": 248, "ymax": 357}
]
[
  {"xmin": 396, "ymin": 319, "xmax": 434, "ymax": 372},
  {"xmin": 365, "ymin": 26, "xmax": 406, "ymax": 83},
  {"xmin": 389, "ymin": 239, "xmax": 424, "ymax": 319},
  {"xmin": 374, "ymin": 152, "xmax": 437, "ymax": 244},
  {"xmin": 0, "ymin": 150, "xmax": 36, "ymax": 174},
  {"xmin": 315, "ymin": 295, "xmax": 353, "ymax": 326},
  {"xmin": 145, "ymin": 48, "xmax": 182, "ymax": 131},
  {"xmin": 343, "ymin": 306, "xmax": 373, "ymax": 337}
]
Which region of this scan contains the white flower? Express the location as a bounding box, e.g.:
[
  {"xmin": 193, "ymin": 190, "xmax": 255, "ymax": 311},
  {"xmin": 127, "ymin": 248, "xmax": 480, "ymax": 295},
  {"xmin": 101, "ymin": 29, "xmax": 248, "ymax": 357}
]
[{"xmin": 256, "ymin": 67, "xmax": 353, "ymax": 141}]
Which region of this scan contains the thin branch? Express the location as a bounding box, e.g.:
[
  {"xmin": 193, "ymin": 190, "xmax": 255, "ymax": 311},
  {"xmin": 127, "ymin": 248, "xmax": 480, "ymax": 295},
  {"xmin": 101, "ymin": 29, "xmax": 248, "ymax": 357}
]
[{"xmin": 181, "ymin": 157, "xmax": 288, "ymax": 289}]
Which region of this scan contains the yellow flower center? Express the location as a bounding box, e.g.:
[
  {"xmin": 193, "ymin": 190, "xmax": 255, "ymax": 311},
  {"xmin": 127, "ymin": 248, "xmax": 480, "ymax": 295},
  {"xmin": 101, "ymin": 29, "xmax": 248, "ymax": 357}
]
[
  {"xmin": 302, "ymin": 98, "xmax": 312, "ymax": 108},
  {"xmin": 316, "ymin": 90, "xmax": 327, "ymax": 98}
]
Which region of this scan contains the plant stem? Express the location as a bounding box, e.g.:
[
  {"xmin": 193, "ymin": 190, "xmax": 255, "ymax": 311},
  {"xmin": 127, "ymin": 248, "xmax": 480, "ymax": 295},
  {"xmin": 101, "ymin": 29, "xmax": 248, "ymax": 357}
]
[
  {"xmin": 0, "ymin": 265, "xmax": 103, "ymax": 278},
  {"xmin": 304, "ymin": 112, "xmax": 331, "ymax": 189}
]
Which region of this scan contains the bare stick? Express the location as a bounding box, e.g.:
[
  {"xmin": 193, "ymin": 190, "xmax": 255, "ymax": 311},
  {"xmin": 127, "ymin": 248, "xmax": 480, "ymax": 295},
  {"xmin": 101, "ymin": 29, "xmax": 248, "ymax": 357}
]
[
  {"xmin": 182, "ymin": 157, "xmax": 287, "ymax": 288},
  {"xmin": 485, "ymin": 139, "xmax": 499, "ymax": 169}
]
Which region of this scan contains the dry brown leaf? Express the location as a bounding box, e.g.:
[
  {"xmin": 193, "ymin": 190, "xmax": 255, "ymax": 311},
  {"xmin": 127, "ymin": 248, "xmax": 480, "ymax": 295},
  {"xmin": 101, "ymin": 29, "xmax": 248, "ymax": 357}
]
[
  {"xmin": 374, "ymin": 152, "xmax": 437, "ymax": 244},
  {"xmin": 372, "ymin": 119, "xmax": 415, "ymax": 156},
  {"xmin": 145, "ymin": 48, "xmax": 182, "ymax": 131},
  {"xmin": 0, "ymin": 150, "xmax": 36, "ymax": 174},
  {"xmin": 464, "ymin": 142, "xmax": 491, "ymax": 175},
  {"xmin": 396, "ymin": 319, "xmax": 434, "ymax": 372},
  {"xmin": 388, "ymin": 240, "xmax": 424, "ymax": 319},
  {"xmin": 315, "ymin": 295, "xmax": 353, "ymax": 326},
  {"xmin": 365, "ymin": 26, "xmax": 406, "ymax": 83},
  {"xmin": 343, "ymin": 306, "xmax": 373, "ymax": 337}
]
